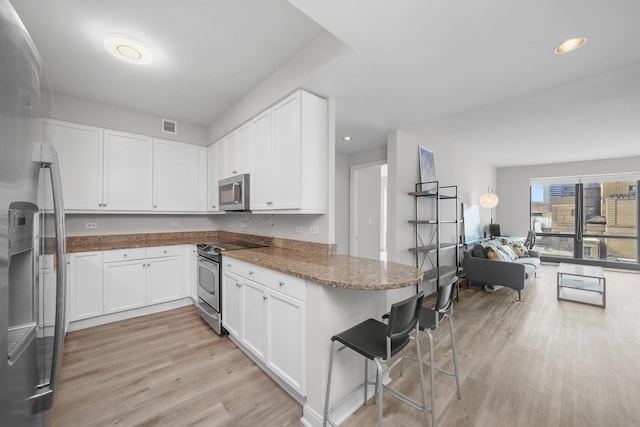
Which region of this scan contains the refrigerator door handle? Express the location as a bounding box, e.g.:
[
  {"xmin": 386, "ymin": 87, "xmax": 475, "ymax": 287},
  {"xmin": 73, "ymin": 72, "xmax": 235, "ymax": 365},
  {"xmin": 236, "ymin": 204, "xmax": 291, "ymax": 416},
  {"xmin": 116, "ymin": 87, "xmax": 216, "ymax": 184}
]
[{"xmin": 30, "ymin": 144, "xmax": 67, "ymax": 413}]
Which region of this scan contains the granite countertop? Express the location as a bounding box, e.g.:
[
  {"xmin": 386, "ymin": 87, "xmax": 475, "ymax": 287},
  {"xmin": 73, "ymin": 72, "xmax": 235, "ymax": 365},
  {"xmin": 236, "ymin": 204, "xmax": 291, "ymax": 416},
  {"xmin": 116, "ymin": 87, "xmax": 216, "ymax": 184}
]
[
  {"xmin": 66, "ymin": 232, "xmax": 422, "ymax": 291},
  {"xmin": 222, "ymin": 247, "xmax": 423, "ymax": 291}
]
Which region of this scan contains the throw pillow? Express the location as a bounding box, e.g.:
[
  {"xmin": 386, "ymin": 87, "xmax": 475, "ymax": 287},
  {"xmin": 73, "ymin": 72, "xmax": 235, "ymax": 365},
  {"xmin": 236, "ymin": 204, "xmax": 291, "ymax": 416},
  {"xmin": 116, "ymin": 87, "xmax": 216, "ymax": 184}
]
[
  {"xmin": 472, "ymin": 244, "xmax": 487, "ymax": 258},
  {"xmin": 500, "ymin": 244, "xmax": 518, "ymax": 261},
  {"xmin": 485, "ymin": 245, "xmax": 510, "ymax": 261},
  {"xmin": 509, "ymin": 240, "xmax": 530, "ymax": 257}
]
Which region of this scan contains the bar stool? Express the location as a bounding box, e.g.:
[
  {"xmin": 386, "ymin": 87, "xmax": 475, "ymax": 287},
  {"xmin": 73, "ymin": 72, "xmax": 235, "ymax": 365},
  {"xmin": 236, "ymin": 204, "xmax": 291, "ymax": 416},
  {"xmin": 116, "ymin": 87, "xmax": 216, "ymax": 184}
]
[
  {"xmin": 323, "ymin": 291, "xmax": 429, "ymax": 427},
  {"xmin": 419, "ymin": 275, "xmax": 462, "ymax": 427}
]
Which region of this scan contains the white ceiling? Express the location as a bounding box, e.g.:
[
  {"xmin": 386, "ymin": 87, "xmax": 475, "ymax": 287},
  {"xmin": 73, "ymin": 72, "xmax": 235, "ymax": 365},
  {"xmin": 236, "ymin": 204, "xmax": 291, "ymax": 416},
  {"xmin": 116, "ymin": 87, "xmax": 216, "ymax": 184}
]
[{"xmin": 12, "ymin": 0, "xmax": 640, "ymax": 166}]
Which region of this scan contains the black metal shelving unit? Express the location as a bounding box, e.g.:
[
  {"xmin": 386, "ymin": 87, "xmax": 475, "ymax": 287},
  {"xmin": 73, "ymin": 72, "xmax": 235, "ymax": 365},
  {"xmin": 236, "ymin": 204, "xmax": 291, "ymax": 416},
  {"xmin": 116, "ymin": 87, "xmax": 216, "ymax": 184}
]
[{"xmin": 409, "ymin": 181, "xmax": 460, "ymax": 292}]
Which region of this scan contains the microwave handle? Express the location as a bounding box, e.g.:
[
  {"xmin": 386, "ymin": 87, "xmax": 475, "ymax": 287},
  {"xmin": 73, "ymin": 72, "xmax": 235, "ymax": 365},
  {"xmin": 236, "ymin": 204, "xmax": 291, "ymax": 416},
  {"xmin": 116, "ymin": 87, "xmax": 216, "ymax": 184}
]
[{"xmin": 233, "ymin": 182, "xmax": 242, "ymax": 202}]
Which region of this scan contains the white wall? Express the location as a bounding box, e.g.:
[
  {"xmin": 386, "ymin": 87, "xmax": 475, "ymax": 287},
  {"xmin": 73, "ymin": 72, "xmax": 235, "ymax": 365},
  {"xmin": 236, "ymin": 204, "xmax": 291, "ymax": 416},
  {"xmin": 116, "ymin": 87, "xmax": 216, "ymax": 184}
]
[
  {"xmin": 66, "ymin": 214, "xmax": 216, "ymax": 236},
  {"xmin": 335, "ymin": 152, "xmax": 350, "ymax": 254},
  {"xmin": 207, "ymin": 32, "xmax": 348, "ymax": 143},
  {"xmin": 53, "ymin": 92, "xmax": 208, "ymax": 146},
  {"xmin": 497, "ymin": 155, "xmax": 640, "ymax": 236},
  {"xmin": 387, "ymin": 128, "xmax": 496, "ymax": 267}
]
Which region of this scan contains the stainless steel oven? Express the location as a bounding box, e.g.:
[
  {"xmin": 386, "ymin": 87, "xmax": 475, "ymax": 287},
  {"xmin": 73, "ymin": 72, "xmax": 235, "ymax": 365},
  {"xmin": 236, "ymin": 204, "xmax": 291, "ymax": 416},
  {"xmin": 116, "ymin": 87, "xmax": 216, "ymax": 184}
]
[
  {"xmin": 195, "ymin": 241, "xmax": 267, "ymax": 335},
  {"xmin": 195, "ymin": 246, "xmax": 224, "ymax": 335}
]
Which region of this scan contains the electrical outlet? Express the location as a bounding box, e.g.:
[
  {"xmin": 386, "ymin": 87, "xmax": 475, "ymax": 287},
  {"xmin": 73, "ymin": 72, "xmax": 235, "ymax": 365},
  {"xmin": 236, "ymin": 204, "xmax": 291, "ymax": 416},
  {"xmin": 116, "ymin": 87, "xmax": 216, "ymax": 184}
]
[
  {"xmin": 310, "ymin": 226, "xmax": 319, "ymax": 235},
  {"xmin": 170, "ymin": 221, "xmax": 180, "ymax": 227},
  {"xmin": 85, "ymin": 222, "xmax": 98, "ymax": 229},
  {"xmin": 296, "ymin": 226, "xmax": 304, "ymax": 234}
]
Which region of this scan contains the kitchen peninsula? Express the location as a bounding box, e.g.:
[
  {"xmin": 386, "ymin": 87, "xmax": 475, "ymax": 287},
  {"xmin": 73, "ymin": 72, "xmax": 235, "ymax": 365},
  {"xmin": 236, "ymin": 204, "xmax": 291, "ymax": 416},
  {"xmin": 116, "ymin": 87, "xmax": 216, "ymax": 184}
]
[{"xmin": 66, "ymin": 231, "xmax": 423, "ymax": 426}]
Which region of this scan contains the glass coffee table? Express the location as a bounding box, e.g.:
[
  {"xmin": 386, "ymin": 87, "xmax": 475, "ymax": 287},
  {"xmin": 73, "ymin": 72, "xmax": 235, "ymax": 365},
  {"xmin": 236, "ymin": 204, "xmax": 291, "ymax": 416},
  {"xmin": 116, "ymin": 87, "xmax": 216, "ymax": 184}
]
[{"xmin": 557, "ymin": 263, "xmax": 606, "ymax": 308}]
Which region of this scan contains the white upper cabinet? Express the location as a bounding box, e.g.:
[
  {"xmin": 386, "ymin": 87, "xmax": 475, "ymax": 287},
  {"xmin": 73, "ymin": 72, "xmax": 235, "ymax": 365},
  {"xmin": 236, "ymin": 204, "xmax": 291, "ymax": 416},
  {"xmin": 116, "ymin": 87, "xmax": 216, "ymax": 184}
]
[
  {"xmin": 153, "ymin": 138, "xmax": 199, "ymax": 211},
  {"xmin": 52, "ymin": 119, "xmax": 205, "ymax": 213},
  {"xmin": 250, "ymin": 109, "xmax": 273, "ymax": 210},
  {"xmin": 197, "ymin": 146, "xmax": 208, "ymax": 211},
  {"xmin": 103, "ymin": 130, "xmax": 153, "ymax": 211},
  {"xmin": 270, "ymin": 92, "xmax": 302, "ymax": 210},
  {"xmin": 50, "ymin": 120, "xmax": 104, "ymax": 210},
  {"xmin": 251, "ymin": 90, "xmax": 328, "ymax": 213},
  {"xmin": 207, "ymin": 143, "xmax": 219, "ymax": 212},
  {"xmin": 233, "ymin": 123, "xmax": 251, "ymax": 175}
]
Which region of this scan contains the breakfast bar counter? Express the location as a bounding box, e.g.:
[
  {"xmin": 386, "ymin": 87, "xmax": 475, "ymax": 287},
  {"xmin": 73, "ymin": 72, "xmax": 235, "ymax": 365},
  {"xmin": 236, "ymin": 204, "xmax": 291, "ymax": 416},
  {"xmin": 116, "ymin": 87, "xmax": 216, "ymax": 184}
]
[{"xmin": 222, "ymin": 246, "xmax": 422, "ymax": 290}]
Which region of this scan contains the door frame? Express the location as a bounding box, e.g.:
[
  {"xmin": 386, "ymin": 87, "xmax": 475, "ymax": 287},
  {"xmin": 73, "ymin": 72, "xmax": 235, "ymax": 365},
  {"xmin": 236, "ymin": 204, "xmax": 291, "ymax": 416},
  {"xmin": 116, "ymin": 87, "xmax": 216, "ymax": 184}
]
[{"xmin": 349, "ymin": 160, "xmax": 386, "ymax": 257}]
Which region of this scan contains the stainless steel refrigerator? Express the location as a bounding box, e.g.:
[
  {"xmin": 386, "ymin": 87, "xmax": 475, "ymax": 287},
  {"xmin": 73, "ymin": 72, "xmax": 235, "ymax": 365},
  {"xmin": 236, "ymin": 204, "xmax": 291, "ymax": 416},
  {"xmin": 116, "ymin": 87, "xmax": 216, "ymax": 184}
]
[{"xmin": 1, "ymin": 1, "xmax": 67, "ymax": 425}]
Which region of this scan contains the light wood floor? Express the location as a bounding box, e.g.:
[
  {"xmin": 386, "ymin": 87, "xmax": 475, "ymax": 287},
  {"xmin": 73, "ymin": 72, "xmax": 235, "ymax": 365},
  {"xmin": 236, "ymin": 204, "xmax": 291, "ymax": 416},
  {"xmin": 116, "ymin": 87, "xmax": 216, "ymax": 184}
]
[{"xmin": 54, "ymin": 264, "xmax": 640, "ymax": 426}]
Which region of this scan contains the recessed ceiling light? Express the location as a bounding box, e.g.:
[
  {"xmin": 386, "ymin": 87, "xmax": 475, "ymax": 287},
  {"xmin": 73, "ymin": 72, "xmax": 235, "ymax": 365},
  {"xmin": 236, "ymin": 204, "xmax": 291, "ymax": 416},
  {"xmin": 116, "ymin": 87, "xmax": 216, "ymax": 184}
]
[
  {"xmin": 342, "ymin": 136, "xmax": 352, "ymax": 142},
  {"xmin": 554, "ymin": 37, "xmax": 587, "ymax": 54},
  {"xmin": 103, "ymin": 34, "xmax": 153, "ymax": 64}
]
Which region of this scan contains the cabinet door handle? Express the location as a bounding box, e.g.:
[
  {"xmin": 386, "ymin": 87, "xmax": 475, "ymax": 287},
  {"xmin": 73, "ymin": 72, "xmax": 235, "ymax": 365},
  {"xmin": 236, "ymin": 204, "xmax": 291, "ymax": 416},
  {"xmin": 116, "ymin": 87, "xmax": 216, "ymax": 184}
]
[
  {"xmin": 212, "ymin": 205, "xmax": 217, "ymax": 209},
  {"xmin": 123, "ymin": 254, "xmax": 127, "ymax": 258},
  {"xmin": 263, "ymin": 295, "xmax": 268, "ymax": 301},
  {"xmin": 227, "ymin": 263, "xmax": 231, "ymax": 268},
  {"xmin": 249, "ymin": 271, "xmax": 254, "ymax": 276},
  {"xmin": 279, "ymin": 281, "xmax": 284, "ymax": 287}
]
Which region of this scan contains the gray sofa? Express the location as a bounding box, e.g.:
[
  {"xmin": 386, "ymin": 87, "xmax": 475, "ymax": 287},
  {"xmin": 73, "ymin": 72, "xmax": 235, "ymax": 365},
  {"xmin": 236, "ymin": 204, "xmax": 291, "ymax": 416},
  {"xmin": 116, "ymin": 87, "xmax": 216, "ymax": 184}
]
[{"xmin": 462, "ymin": 244, "xmax": 540, "ymax": 300}]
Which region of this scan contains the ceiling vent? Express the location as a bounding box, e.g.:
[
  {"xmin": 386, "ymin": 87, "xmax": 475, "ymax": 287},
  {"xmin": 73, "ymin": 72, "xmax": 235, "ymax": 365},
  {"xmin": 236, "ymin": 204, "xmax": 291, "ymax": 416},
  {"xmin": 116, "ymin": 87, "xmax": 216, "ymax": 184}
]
[{"xmin": 162, "ymin": 119, "xmax": 177, "ymax": 134}]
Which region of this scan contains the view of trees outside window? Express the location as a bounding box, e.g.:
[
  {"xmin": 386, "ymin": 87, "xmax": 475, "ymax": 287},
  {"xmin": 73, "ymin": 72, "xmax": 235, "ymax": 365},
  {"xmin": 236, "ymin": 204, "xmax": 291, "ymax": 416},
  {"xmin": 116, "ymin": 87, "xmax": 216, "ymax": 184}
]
[{"xmin": 531, "ymin": 181, "xmax": 638, "ymax": 263}]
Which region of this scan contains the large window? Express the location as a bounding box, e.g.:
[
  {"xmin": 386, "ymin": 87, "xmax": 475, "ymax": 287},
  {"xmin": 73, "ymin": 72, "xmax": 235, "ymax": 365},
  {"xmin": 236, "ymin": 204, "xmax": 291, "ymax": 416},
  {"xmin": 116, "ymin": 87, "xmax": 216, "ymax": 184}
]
[{"xmin": 530, "ymin": 175, "xmax": 639, "ymax": 269}]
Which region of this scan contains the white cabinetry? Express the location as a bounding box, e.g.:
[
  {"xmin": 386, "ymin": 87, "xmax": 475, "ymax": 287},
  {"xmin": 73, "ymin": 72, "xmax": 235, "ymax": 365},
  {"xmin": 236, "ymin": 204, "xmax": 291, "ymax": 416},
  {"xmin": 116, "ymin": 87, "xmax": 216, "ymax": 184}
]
[
  {"xmin": 222, "ymin": 258, "xmax": 306, "ymax": 397},
  {"xmin": 249, "ymin": 110, "xmax": 273, "ymax": 211},
  {"xmin": 103, "ymin": 130, "xmax": 153, "ymax": 211},
  {"xmin": 153, "ymin": 138, "xmax": 200, "ymax": 211},
  {"xmin": 103, "ymin": 248, "xmax": 147, "ymax": 314},
  {"xmin": 50, "ymin": 121, "xmax": 104, "ymax": 210},
  {"xmin": 251, "ymin": 90, "xmax": 327, "ymax": 213},
  {"xmin": 68, "ymin": 251, "xmax": 104, "ymax": 321},
  {"xmin": 68, "ymin": 246, "xmax": 188, "ymax": 327},
  {"xmin": 207, "ymin": 144, "xmax": 219, "ymax": 211},
  {"xmin": 222, "ymin": 270, "xmax": 242, "ymax": 338},
  {"xmin": 51, "ymin": 119, "xmax": 205, "ymax": 213},
  {"xmin": 266, "ymin": 290, "xmax": 305, "ymax": 392},
  {"xmin": 241, "ymin": 279, "xmax": 267, "ymax": 359},
  {"xmin": 146, "ymin": 246, "xmax": 184, "ymax": 304}
]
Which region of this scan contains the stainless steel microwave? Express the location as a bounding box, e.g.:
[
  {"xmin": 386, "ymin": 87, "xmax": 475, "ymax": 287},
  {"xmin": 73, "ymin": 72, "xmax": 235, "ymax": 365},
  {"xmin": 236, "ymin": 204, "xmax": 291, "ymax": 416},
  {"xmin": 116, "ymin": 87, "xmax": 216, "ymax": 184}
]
[{"xmin": 219, "ymin": 174, "xmax": 250, "ymax": 211}]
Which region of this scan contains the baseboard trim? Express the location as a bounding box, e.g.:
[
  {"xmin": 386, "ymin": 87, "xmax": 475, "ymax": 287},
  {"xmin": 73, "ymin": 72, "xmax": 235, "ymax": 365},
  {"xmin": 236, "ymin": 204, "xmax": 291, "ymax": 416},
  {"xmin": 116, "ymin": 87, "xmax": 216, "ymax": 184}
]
[{"xmin": 68, "ymin": 298, "xmax": 193, "ymax": 331}]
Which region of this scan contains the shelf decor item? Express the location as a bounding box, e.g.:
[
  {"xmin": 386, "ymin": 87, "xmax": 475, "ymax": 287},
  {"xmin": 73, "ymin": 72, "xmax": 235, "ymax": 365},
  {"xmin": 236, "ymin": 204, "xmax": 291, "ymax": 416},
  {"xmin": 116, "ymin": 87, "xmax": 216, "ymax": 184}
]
[{"xmin": 418, "ymin": 145, "xmax": 436, "ymax": 192}]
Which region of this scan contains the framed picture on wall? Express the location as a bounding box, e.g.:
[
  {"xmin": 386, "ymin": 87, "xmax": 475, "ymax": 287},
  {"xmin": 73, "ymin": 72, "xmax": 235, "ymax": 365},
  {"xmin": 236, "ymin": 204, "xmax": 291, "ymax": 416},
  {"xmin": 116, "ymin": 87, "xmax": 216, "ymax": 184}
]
[{"xmin": 418, "ymin": 145, "xmax": 436, "ymax": 192}]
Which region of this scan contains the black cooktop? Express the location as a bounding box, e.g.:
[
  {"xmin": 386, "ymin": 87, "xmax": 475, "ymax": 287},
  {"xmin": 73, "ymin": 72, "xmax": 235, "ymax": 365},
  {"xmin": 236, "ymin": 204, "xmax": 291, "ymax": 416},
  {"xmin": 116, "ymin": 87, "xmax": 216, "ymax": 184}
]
[{"xmin": 197, "ymin": 240, "xmax": 267, "ymax": 255}]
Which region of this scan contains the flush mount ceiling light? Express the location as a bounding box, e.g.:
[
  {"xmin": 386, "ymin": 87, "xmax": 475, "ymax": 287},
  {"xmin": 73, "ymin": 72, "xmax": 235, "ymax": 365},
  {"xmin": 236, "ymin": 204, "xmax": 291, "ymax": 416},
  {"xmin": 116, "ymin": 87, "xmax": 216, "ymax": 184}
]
[
  {"xmin": 554, "ymin": 37, "xmax": 588, "ymax": 54},
  {"xmin": 342, "ymin": 136, "xmax": 352, "ymax": 142},
  {"xmin": 103, "ymin": 34, "xmax": 153, "ymax": 64}
]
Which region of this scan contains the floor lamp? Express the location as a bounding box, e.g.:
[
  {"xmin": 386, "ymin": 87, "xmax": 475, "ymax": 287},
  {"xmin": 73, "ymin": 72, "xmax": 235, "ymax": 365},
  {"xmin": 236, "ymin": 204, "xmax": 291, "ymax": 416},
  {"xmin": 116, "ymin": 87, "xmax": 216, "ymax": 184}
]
[{"xmin": 480, "ymin": 187, "xmax": 499, "ymax": 236}]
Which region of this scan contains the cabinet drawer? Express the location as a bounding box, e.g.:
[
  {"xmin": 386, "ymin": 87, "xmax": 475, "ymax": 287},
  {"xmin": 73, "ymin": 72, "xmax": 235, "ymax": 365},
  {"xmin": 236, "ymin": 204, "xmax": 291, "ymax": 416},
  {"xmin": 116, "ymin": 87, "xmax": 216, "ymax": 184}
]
[
  {"xmin": 262, "ymin": 270, "xmax": 306, "ymax": 301},
  {"xmin": 222, "ymin": 258, "xmax": 306, "ymax": 301},
  {"xmin": 146, "ymin": 245, "xmax": 182, "ymax": 258},
  {"xmin": 222, "ymin": 258, "xmax": 253, "ymax": 280},
  {"xmin": 102, "ymin": 248, "xmax": 146, "ymax": 263}
]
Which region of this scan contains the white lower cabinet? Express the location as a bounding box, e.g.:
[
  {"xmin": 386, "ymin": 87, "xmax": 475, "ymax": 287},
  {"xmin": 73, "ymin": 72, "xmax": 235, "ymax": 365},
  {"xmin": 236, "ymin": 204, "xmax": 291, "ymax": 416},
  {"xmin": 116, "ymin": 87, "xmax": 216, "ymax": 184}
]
[
  {"xmin": 103, "ymin": 258, "xmax": 147, "ymax": 314},
  {"xmin": 266, "ymin": 290, "xmax": 305, "ymax": 392},
  {"xmin": 241, "ymin": 280, "xmax": 267, "ymax": 360},
  {"xmin": 69, "ymin": 251, "xmax": 104, "ymax": 320},
  {"xmin": 147, "ymin": 256, "xmax": 183, "ymax": 304},
  {"xmin": 222, "ymin": 259, "xmax": 306, "ymax": 397},
  {"xmin": 68, "ymin": 246, "xmax": 188, "ymax": 324},
  {"xmin": 222, "ymin": 270, "xmax": 242, "ymax": 339}
]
